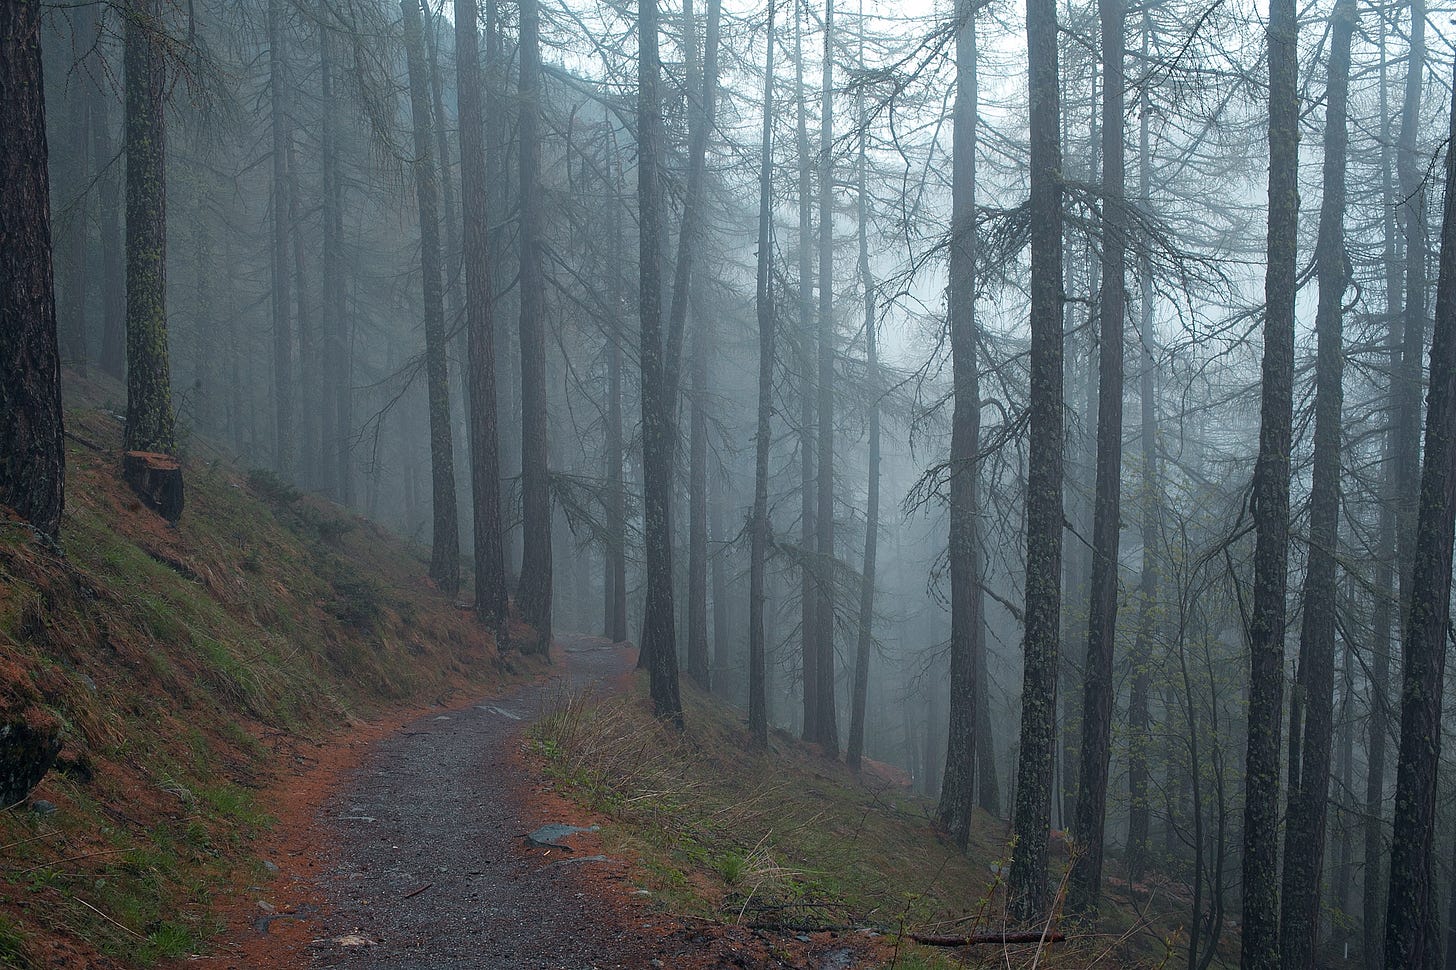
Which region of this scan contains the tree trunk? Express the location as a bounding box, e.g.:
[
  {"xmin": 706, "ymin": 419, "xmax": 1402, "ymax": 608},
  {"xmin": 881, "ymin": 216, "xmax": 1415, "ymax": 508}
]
[
  {"xmin": 1384, "ymin": 57, "xmax": 1456, "ymax": 970},
  {"xmin": 1239, "ymin": 0, "xmax": 1298, "ymax": 964},
  {"xmin": 319, "ymin": 22, "xmax": 350, "ymax": 504},
  {"xmin": 846, "ymin": 49, "xmax": 878, "ymax": 770},
  {"xmin": 123, "ymin": 0, "xmax": 176, "ymax": 461},
  {"xmin": 1007, "ymin": 0, "xmax": 1064, "ymax": 924},
  {"xmin": 0, "ymin": 0, "xmax": 66, "ymax": 538},
  {"xmin": 1277, "ymin": 2, "xmax": 1352, "ymax": 965},
  {"xmin": 515, "ymin": 0, "xmax": 551, "ymax": 648},
  {"xmin": 747, "ymin": 0, "xmax": 777, "ymax": 747},
  {"xmin": 1067, "ymin": 0, "xmax": 1125, "ymax": 917},
  {"xmin": 604, "ymin": 154, "xmax": 628, "ymax": 644},
  {"xmin": 812, "ymin": 0, "xmax": 839, "ymax": 757},
  {"xmin": 91, "ymin": 30, "xmax": 125, "ymax": 382},
  {"xmin": 637, "ymin": 0, "xmax": 682, "ymax": 722},
  {"xmin": 688, "ymin": 316, "xmax": 711, "ymax": 687},
  {"xmin": 268, "ymin": 0, "xmax": 294, "ymax": 477},
  {"xmin": 455, "ymin": 0, "xmax": 508, "ymax": 626},
  {"xmin": 794, "ymin": 1, "xmax": 819, "ymax": 740},
  {"xmin": 401, "ymin": 0, "xmax": 460, "ymax": 598},
  {"xmin": 60, "ymin": 26, "xmax": 90, "ymax": 375},
  {"xmin": 1126, "ymin": 17, "xmax": 1158, "ymax": 878},
  {"xmin": 938, "ymin": 0, "xmax": 981, "ymax": 849}
]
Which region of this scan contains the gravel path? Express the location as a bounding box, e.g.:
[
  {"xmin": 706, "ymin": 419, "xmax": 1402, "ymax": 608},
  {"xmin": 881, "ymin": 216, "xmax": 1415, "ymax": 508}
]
[{"xmin": 302, "ymin": 636, "xmax": 649, "ymax": 969}]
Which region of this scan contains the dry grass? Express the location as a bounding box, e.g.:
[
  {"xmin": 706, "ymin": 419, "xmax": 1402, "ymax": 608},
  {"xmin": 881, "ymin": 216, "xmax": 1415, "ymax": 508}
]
[{"xmin": 532, "ymin": 674, "xmax": 1219, "ymax": 969}]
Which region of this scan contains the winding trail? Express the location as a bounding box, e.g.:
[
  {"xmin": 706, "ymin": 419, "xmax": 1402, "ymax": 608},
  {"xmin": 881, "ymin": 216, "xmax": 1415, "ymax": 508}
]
[{"xmin": 232, "ymin": 636, "xmax": 651, "ymax": 969}]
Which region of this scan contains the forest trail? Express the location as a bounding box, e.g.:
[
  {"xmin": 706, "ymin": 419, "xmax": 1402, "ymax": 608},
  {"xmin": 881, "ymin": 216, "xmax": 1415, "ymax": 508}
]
[{"xmin": 214, "ymin": 635, "xmax": 655, "ymax": 969}]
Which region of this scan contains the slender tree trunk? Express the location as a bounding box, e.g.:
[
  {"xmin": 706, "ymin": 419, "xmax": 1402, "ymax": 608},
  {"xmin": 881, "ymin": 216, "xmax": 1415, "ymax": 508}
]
[
  {"xmin": 1007, "ymin": 0, "xmax": 1063, "ymax": 924},
  {"xmin": 1067, "ymin": 0, "xmax": 1126, "ymax": 917},
  {"xmin": 319, "ymin": 22, "xmax": 349, "ymax": 504},
  {"xmin": 287, "ymin": 137, "xmax": 318, "ymax": 486},
  {"xmin": 1278, "ymin": 3, "xmax": 1353, "ymax": 965},
  {"xmin": 847, "ymin": 44, "xmax": 878, "ymax": 769},
  {"xmin": 1384, "ymin": 59, "xmax": 1456, "ymax": 970},
  {"xmin": 604, "ymin": 155, "xmax": 628, "ymax": 644},
  {"xmin": 60, "ymin": 33, "xmax": 90, "ymax": 374},
  {"xmin": 710, "ymin": 467, "xmax": 731, "ymax": 694},
  {"xmin": 1365, "ymin": 15, "xmax": 1401, "ymax": 965},
  {"xmin": 1127, "ymin": 18, "xmax": 1157, "ymax": 877},
  {"xmin": 91, "ymin": 37, "xmax": 125, "ymax": 382},
  {"xmin": 1239, "ymin": 0, "xmax": 1298, "ymax": 964},
  {"xmin": 0, "ymin": 0, "xmax": 66, "ymax": 538},
  {"xmin": 455, "ymin": 0, "xmax": 508, "ymax": 625},
  {"xmin": 688, "ymin": 316, "xmax": 711, "ymax": 686},
  {"xmin": 401, "ymin": 0, "xmax": 461, "ymax": 597},
  {"xmin": 974, "ymin": 620, "xmax": 999, "ymax": 816},
  {"xmin": 637, "ymin": 0, "xmax": 682, "ymax": 722},
  {"xmin": 268, "ymin": 0, "xmax": 294, "ymax": 477},
  {"xmin": 794, "ymin": 0, "xmax": 819, "ymax": 739},
  {"xmin": 123, "ymin": 0, "xmax": 176, "ymax": 459},
  {"xmin": 747, "ymin": 0, "xmax": 777, "ymax": 747},
  {"xmin": 812, "ymin": 0, "xmax": 839, "ymax": 756},
  {"xmin": 515, "ymin": 0, "xmax": 552, "ymax": 647},
  {"xmin": 938, "ymin": 0, "xmax": 981, "ymax": 849}
]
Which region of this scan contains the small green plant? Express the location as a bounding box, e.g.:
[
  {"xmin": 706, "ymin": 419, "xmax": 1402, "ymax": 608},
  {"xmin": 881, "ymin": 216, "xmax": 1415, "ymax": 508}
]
[
  {"xmin": 0, "ymin": 914, "xmax": 33, "ymax": 969},
  {"xmin": 146, "ymin": 921, "xmax": 199, "ymax": 959},
  {"xmin": 245, "ymin": 468, "xmax": 301, "ymax": 506},
  {"xmin": 714, "ymin": 852, "xmax": 746, "ymax": 885}
]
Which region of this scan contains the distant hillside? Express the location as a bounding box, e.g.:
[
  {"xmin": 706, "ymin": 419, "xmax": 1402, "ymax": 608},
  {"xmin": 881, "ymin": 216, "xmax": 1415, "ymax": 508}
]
[{"xmin": 0, "ymin": 381, "xmax": 535, "ymax": 968}]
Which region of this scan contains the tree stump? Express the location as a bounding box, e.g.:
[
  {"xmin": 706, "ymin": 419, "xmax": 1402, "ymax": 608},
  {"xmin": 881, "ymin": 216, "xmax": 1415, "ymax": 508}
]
[
  {"xmin": 0, "ymin": 721, "xmax": 60, "ymax": 807},
  {"xmin": 122, "ymin": 451, "xmax": 184, "ymax": 523}
]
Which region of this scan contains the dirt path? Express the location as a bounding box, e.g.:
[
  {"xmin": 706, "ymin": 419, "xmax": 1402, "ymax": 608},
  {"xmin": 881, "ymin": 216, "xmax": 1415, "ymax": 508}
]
[{"xmin": 220, "ymin": 636, "xmax": 652, "ymax": 969}]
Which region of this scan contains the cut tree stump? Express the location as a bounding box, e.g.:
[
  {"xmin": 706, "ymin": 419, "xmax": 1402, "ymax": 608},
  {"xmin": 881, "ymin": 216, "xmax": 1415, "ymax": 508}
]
[
  {"xmin": 0, "ymin": 720, "xmax": 61, "ymax": 807},
  {"xmin": 122, "ymin": 451, "xmax": 185, "ymax": 523}
]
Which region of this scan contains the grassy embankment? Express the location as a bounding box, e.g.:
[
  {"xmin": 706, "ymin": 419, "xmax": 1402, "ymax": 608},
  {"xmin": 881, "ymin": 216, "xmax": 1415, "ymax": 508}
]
[
  {"xmin": 533, "ymin": 673, "xmax": 1225, "ymax": 969},
  {"xmin": 0, "ymin": 383, "xmax": 532, "ymax": 967}
]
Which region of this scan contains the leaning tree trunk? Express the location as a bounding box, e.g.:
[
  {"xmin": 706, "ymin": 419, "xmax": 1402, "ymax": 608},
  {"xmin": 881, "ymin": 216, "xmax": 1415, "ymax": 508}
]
[
  {"xmin": 1067, "ymin": 0, "xmax": 1126, "ymax": 917},
  {"xmin": 846, "ymin": 49, "xmax": 879, "ymax": 771},
  {"xmin": 401, "ymin": 0, "xmax": 460, "ymax": 597},
  {"xmin": 1007, "ymin": 0, "xmax": 1064, "ymax": 924},
  {"xmin": 122, "ymin": 0, "xmax": 181, "ymax": 524},
  {"xmin": 1278, "ymin": 2, "xmax": 1353, "ymax": 965},
  {"xmin": 938, "ymin": 0, "xmax": 982, "ymax": 849},
  {"xmin": 0, "ymin": 0, "xmax": 66, "ymax": 538},
  {"xmin": 747, "ymin": 0, "xmax": 778, "ymax": 747},
  {"xmin": 455, "ymin": 0, "xmax": 508, "ymax": 626},
  {"xmin": 1239, "ymin": 0, "xmax": 1298, "ymax": 965},
  {"xmin": 637, "ymin": 0, "xmax": 683, "ymax": 722},
  {"xmin": 515, "ymin": 0, "xmax": 552, "ymax": 649},
  {"xmin": 1384, "ymin": 59, "xmax": 1456, "ymax": 970}
]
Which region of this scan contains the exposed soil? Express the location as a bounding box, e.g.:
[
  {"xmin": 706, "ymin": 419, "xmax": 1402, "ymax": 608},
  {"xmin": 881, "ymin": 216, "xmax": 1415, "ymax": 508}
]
[{"xmin": 199, "ymin": 637, "xmax": 886, "ymax": 969}]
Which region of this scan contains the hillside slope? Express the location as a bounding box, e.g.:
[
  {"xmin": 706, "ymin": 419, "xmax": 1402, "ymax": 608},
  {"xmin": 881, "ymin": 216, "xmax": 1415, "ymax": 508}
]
[
  {"xmin": 0, "ymin": 390, "xmax": 535, "ymax": 968},
  {"xmin": 531, "ymin": 675, "xmax": 1223, "ymax": 969}
]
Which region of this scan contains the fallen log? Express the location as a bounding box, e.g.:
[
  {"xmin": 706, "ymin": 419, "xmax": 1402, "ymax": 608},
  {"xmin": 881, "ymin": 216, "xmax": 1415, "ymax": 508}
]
[{"xmin": 909, "ymin": 930, "xmax": 1067, "ymax": 947}]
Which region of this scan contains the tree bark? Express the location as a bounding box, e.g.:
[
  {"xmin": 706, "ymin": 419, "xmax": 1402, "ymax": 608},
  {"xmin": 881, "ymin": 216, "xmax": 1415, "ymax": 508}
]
[
  {"xmin": 268, "ymin": 0, "xmax": 294, "ymax": 477},
  {"xmin": 90, "ymin": 24, "xmax": 125, "ymax": 382},
  {"xmin": 846, "ymin": 46, "xmax": 878, "ymax": 770},
  {"xmin": 747, "ymin": 0, "xmax": 777, "ymax": 747},
  {"xmin": 1383, "ymin": 57, "xmax": 1456, "ymax": 970},
  {"xmin": 1126, "ymin": 15, "xmax": 1157, "ymax": 879},
  {"xmin": 1277, "ymin": 2, "xmax": 1352, "ymax": 965},
  {"xmin": 938, "ymin": 0, "xmax": 981, "ymax": 849},
  {"xmin": 0, "ymin": 0, "xmax": 66, "ymax": 538},
  {"xmin": 1067, "ymin": 0, "xmax": 1125, "ymax": 917},
  {"xmin": 604, "ymin": 153, "xmax": 628, "ymax": 644},
  {"xmin": 637, "ymin": 0, "xmax": 682, "ymax": 722},
  {"xmin": 455, "ymin": 0, "xmax": 508, "ymax": 626},
  {"xmin": 1006, "ymin": 0, "xmax": 1063, "ymax": 924},
  {"xmin": 515, "ymin": 0, "xmax": 552, "ymax": 648},
  {"xmin": 123, "ymin": 0, "xmax": 176, "ymax": 460},
  {"xmin": 794, "ymin": 0, "xmax": 819, "ymax": 740},
  {"xmin": 401, "ymin": 0, "xmax": 461, "ymax": 598},
  {"xmin": 1238, "ymin": 0, "xmax": 1298, "ymax": 964}
]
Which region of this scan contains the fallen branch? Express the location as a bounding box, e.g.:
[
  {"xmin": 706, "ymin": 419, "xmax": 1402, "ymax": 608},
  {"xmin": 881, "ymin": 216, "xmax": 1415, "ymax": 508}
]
[
  {"xmin": 909, "ymin": 930, "xmax": 1067, "ymax": 947},
  {"xmin": 402, "ymin": 883, "xmax": 432, "ymax": 900}
]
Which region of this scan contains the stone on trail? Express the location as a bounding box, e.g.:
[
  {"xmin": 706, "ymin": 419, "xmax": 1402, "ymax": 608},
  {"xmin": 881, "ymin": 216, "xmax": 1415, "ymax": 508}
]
[{"xmin": 526, "ymin": 822, "xmax": 600, "ymax": 851}]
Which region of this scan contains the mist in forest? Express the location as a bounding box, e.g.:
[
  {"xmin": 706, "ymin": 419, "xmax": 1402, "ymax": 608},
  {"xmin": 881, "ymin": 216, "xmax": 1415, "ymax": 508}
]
[{"xmin": 7, "ymin": 0, "xmax": 1456, "ymax": 965}]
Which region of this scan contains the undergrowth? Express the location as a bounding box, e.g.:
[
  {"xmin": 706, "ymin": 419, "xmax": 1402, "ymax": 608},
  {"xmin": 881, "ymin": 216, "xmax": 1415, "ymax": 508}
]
[
  {"xmin": 531, "ymin": 675, "xmax": 1209, "ymax": 969},
  {"xmin": 0, "ymin": 388, "xmax": 535, "ymax": 968}
]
